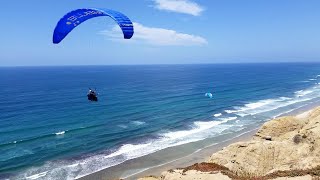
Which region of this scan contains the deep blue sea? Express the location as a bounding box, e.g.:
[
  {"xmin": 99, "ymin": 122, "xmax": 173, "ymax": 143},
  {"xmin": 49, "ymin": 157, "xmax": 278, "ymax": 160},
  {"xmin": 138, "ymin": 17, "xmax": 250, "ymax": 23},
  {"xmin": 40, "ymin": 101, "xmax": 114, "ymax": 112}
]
[{"xmin": 1, "ymin": 63, "xmax": 320, "ymax": 180}]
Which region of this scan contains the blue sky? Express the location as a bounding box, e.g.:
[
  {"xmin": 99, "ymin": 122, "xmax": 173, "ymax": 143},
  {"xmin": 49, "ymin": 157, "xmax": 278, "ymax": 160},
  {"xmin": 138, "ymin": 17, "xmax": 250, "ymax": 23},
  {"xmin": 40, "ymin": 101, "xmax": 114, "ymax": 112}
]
[{"xmin": 1, "ymin": 0, "xmax": 320, "ymax": 66}]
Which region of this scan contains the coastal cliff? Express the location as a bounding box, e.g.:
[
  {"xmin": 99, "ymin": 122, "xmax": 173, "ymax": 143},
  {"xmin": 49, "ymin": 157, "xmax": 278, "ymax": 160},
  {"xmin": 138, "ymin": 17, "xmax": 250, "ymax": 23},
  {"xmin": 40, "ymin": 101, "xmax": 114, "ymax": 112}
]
[{"xmin": 138, "ymin": 107, "xmax": 320, "ymax": 180}]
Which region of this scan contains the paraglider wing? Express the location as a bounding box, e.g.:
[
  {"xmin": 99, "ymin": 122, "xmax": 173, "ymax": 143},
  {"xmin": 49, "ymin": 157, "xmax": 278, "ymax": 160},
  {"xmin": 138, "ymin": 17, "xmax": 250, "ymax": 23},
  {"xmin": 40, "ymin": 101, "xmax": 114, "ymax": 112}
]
[
  {"xmin": 53, "ymin": 8, "xmax": 134, "ymax": 44},
  {"xmin": 205, "ymin": 93, "xmax": 213, "ymax": 98}
]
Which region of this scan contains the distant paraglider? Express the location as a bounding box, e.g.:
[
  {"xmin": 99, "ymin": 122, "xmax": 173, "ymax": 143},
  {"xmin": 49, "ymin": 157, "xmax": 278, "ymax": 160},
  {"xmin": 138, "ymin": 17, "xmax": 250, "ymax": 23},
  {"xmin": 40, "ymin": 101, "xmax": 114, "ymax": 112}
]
[
  {"xmin": 53, "ymin": 8, "xmax": 134, "ymax": 44},
  {"xmin": 205, "ymin": 92, "xmax": 213, "ymax": 99}
]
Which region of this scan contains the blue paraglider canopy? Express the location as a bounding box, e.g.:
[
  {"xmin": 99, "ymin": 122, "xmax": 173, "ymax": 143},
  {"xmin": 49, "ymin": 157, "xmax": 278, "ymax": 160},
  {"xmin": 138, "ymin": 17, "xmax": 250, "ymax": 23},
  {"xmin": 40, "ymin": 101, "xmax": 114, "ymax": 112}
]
[
  {"xmin": 205, "ymin": 92, "xmax": 213, "ymax": 98},
  {"xmin": 53, "ymin": 8, "xmax": 134, "ymax": 44}
]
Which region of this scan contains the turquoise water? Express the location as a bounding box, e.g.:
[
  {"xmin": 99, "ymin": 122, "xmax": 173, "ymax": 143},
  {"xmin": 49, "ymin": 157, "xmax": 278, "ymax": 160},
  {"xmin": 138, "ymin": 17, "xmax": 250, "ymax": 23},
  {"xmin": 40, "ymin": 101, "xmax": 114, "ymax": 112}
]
[{"xmin": 1, "ymin": 63, "xmax": 320, "ymax": 179}]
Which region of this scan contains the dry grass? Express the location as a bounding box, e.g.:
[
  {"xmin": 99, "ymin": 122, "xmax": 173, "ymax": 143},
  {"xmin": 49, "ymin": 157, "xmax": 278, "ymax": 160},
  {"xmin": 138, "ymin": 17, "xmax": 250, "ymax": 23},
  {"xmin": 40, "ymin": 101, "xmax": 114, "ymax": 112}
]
[
  {"xmin": 293, "ymin": 134, "xmax": 303, "ymax": 144},
  {"xmin": 182, "ymin": 162, "xmax": 229, "ymax": 173},
  {"xmin": 264, "ymin": 166, "xmax": 320, "ymax": 179}
]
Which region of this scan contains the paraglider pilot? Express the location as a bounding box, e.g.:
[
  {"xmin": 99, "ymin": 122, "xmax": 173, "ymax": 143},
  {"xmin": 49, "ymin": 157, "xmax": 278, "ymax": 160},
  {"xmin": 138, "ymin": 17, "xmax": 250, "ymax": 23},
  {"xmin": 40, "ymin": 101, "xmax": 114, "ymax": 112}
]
[{"xmin": 87, "ymin": 88, "xmax": 98, "ymax": 101}]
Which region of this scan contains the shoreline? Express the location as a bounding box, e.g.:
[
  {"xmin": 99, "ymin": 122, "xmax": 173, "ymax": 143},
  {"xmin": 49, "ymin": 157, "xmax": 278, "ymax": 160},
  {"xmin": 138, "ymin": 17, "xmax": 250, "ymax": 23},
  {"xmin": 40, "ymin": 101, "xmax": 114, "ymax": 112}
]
[
  {"xmin": 125, "ymin": 128, "xmax": 258, "ymax": 180},
  {"xmin": 79, "ymin": 127, "xmax": 259, "ymax": 180},
  {"xmin": 79, "ymin": 102, "xmax": 320, "ymax": 180}
]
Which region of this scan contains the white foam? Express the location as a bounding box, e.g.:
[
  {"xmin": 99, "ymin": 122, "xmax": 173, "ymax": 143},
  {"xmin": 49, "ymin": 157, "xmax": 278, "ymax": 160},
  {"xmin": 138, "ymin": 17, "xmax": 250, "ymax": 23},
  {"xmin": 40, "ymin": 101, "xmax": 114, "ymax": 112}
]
[
  {"xmin": 225, "ymin": 109, "xmax": 238, "ymax": 114},
  {"xmin": 163, "ymin": 117, "xmax": 236, "ymax": 140},
  {"xmin": 228, "ymin": 97, "xmax": 290, "ymax": 117},
  {"xmin": 245, "ymin": 98, "xmax": 289, "ymax": 114},
  {"xmin": 118, "ymin": 124, "xmax": 128, "ymax": 129},
  {"xmin": 131, "ymin": 121, "xmax": 146, "ymax": 126},
  {"xmin": 170, "ymin": 138, "xmax": 204, "ymax": 147},
  {"xmin": 55, "ymin": 131, "xmax": 65, "ymax": 135},
  {"xmin": 25, "ymin": 171, "xmax": 48, "ymax": 180},
  {"xmin": 229, "ymin": 95, "xmax": 314, "ymax": 117},
  {"xmin": 164, "ymin": 121, "xmax": 221, "ymax": 139},
  {"xmin": 309, "ymin": 79, "xmax": 316, "ymax": 81},
  {"xmin": 220, "ymin": 117, "xmax": 237, "ymax": 121},
  {"xmin": 240, "ymin": 97, "xmax": 312, "ymax": 117},
  {"xmin": 295, "ymin": 90, "xmax": 313, "ymax": 97},
  {"xmin": 213, "ymin": 113, "xmax": 222, "ymax": 117},
  {"xmin": 68, "ymin": 163, "xmax": 80, "ymax": 168},
  {"xmin": 244, "ymin": 99, "xmax": 276, "ymax": 109},
  {"xmin": 104, "ymin": 143, "xmax": 151, "ymax": 158}
]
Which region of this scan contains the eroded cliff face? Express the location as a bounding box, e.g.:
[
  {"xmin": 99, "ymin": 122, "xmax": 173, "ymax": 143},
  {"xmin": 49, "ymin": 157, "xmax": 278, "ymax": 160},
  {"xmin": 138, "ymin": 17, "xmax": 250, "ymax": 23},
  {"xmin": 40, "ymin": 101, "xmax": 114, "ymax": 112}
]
[{"xmin": 208, "ymin": 107, "xmax": 320, "ymax": 176}]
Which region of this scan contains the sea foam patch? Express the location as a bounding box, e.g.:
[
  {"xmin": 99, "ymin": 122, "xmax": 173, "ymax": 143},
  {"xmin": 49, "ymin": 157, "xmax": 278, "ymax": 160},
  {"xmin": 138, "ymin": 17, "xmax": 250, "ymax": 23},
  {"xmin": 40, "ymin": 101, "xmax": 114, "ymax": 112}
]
[
  {"xmin": 224, "ymin": 90, "xmax": 316, "ymax": 117},
  {"xmin": 213, "ymin": 113, "xmax": 222, "ymax": 117},
  {"xmin": 131, "ymin": 121, "xmax": 146, "ymax": 126},
  {"xmin": 163, "ymin": 116, "xmax": 237, "ymax": 140},
  {"xmin": 55, "ymin": 131, "xmax": 65, "ymax": 135},
  {"xmin": 295, "ymin": 90, "xmax": 313, "ymax": 97},
  {"xmin": 25, "ymin": 171, "xmax": 48, "ymax": 180},
  {"xmin": 104, "ymin": 143, "xmax": 152, "ymax": 159}
]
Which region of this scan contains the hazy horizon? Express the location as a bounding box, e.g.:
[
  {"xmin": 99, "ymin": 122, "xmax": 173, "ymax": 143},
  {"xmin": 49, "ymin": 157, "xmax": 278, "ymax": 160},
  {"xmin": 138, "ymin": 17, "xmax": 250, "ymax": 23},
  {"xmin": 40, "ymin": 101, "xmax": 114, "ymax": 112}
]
[{"xmin": 2, "ymin": 61, "xmax": 320, "ymax": 67}]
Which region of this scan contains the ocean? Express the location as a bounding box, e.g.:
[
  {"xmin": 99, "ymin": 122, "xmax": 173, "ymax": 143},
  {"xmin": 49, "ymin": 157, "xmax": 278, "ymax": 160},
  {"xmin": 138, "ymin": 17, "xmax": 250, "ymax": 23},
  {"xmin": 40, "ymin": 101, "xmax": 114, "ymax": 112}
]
[{"xmin": 1, "ymin": 63, "xmax": 320, "ymax": 180}]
